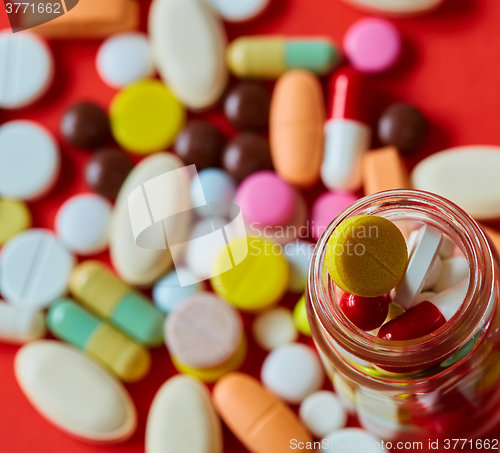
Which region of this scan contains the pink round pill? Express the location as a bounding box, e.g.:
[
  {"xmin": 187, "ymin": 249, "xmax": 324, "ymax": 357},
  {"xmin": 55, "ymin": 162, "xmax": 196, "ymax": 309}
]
[
  {"xmin": 344, "ymin": 18, "xmax": 402, "ymax": 74},
  {"xmin": 236, "ymin": 171, "xmax": 296, "ymax": 227},
  {"xmin": 312, "ymin": 191, "xmax": 358, "ymax": 240}
]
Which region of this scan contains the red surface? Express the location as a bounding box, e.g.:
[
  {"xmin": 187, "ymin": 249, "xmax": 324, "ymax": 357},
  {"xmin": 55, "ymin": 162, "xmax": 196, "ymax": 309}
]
[{"xmin": 1, "ymin": 0, "xmax": 500, "ymax": 452}]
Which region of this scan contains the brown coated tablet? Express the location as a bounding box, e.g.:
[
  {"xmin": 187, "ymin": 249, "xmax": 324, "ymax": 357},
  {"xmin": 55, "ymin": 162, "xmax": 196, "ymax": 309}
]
[
  {"xmin": 213, "ymin": 373, "xmax": 312, "ymax": 453},
  {"xmin": 224, "ymin": 82, "xmax": 271, "ymax": 130},
  {"xmin": 222, "ymin": 132, "xmax": 273, "ymax": 182},
  {"xmin": 362, "ymin": 146, "xmax": 409, "ymax": 195},
  {"xmin": 85, "ymin": 149, "xmax": 134, "ymax": 199},
  {"xmin": 174, "ymin": 121, "xmax": 224, "ymax": 170},
  {"xmin": 378, "ymin": 103, "xmax": 427, "ymax": 153},
  {"xmin": 270, "ymin": 70, "xmax": 325, "ymax": 188},
  {"xmin": 61, "ymin": 102, "xmax": 110, "ymax": 150},
  {"xmin": 165, "ymin": 293, "xmax": 243, "ymax": 369}
]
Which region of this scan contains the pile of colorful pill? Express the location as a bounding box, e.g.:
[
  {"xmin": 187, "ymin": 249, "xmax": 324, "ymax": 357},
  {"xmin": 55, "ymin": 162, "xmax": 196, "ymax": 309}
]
[{"xmin": 1, "ymin": 0, "xmax": 500, "ymax": 451}]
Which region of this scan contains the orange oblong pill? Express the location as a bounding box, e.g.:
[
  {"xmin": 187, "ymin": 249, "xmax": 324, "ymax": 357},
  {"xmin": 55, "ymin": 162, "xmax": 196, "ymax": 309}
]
[
  {"xmin": 270, "ymin": 70, "xmax": 325, "ymax": 188},
  {"xmin": 213, "ymin": 373, "xmax": 312, "ymax": 453}
]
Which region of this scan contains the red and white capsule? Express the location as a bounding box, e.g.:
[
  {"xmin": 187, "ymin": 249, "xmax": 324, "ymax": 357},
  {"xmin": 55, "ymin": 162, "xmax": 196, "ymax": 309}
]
[{"xmin": 321, "ymin": 68, "xmax": 371, "ymax": 192}]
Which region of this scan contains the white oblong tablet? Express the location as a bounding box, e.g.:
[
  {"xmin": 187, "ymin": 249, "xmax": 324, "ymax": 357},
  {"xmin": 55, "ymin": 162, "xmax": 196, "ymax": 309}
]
[
  {"xmin": 261, "ymin": 343, "xmax": 324, "ymax": 404},
  {"xmin": 0, "ymin": 302, "xmax": 46, "ymax": 344},
  {"xmin": 322, "ymin": 428, "xmax": 386, "ymax": 451},
  {"xmin": 0, "ymin": 31, "xmax": 53, "ymax": 109},
  {"xmin": 206, "ymin": 0, "xmax": 269, "ymax": 22},
  {"xmin": 149, "ymin": 0, "xmax": 228, "ymax": 110},
  {"xmin": 97, "ymin": 32, "xmax": 154, "ymax": 88},
  {"xmin": 433, "ymin": 256, "xmax": 469, "ymax": 293},
  {"xmin": 55, "ymin": 194, "xmax": 112, "ymax": 256},
  {"xmin": 252, "ymin": 307, "xmax": 298, "ymax": 351},
  {"xmin": 283, "ymin": 240, "xmax": 315, "ymax": 293},
  {"xmin": 0, "ymin": 121, "xmax": 60, "ymax": 200},
  {"xmin": 411, "ymin": 146, "xmax": 500, "ymax": 220},
  {"xmin": 0, "ymin": 229, "xmax": 75, "ymax": 309},
  {"xmin": 15, "ymin": 340, "xmax": 137, "ymax": 442},
  {"xmin": 341, "ymin": 0, "xmax": 442, "ymax": 16},
  {"xmin": 146, "ymin": 375, "xmax": 222, "ymax": 453},
  {"xmin": 422, "ymin": 255, "xmax": 442, "ymax": 291},
  {"xmin": 299, "ymin": 391, "xmax": 347, "ymax": 438}
]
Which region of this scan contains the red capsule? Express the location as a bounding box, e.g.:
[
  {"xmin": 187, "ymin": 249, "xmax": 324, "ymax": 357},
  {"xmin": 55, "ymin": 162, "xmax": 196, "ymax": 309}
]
[
  {"xmin": 329, "ymin": 68, "xmax": 369, "ymax": 124},
  {"xmin": 339, "ymin": 292, "xmax": 389, "ymax": 331},
  {"xmin": 378, "ymin": 301, "xmax": 446, "ymax": 341}
]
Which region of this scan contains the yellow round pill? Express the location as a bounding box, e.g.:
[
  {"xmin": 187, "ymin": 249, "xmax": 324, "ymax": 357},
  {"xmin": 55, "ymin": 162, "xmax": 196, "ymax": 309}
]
[
  {"xmin": 210, "ymin": 237, "xmax": 289, "ymax": 312},
  {"xmin": 110, "ymin": 80, "xmax": 186, "ymax": 154},
  {"xmin": 293, "ymin": 295, "xmax": 311, "ymax": 337},
  {"xmin": 325, "ymin": 215, "xmax": 408, "ymax": 298},
  {"xmin": 0, "ymin": 199, "xmax": 31, "ymax": 245}
]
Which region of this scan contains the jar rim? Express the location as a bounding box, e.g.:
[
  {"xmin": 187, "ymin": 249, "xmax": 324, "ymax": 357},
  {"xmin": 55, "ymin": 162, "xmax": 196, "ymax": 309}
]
[{"xmin": 308, "ymin": 189, "xmax": 496, "ymax": 376}]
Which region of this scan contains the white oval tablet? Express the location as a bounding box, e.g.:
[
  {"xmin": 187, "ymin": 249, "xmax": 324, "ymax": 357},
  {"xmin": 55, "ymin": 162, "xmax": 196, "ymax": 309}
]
[
  {"xmin": 149, "ymin": 0, "xmax": 228, "ymax": 109},
  {"xmin": 411, "ymin": 146, "xmax": 500, "ymax": 220},
  {"xmin": 0, "ymin": 302, "xmax": 46, "ymax": 344},
  {"xmin": 15, "ymin": 340, "xmax": 137, "ymax": 442},
  {"xmin": 55, "ymin": 194, "xmax": 112, "ymax": 255},
  {"xmin": 283, "ymin": 240, "xmax": 315, "ymax": 293},
  {"xmin": 0, "ymin": 230, "xmax": 74, "ymax": 309},
  {"xmin": 146, "ymin": 375, "xmax": 222, "ymax": 453},
  {"xmin": 110, "ymin": 153, "xmax": 190, "ymax": 286},
  {"xmin": 252, "ymin": 307, "xmax": 298, "ymax": 351},
  {"xmin": 261, "ymin": 343, "xmax": 324, "ymax": 404},
  {"xmin": 97, "ymin": 32, "xmax": 154, "ymax": 88},
  {"xmin": 0, "ymin": 31, "xmax": 53, "ymax": 109},
  {"xmin": 322, "ymin": 428, "xmax": 386, "ymax": 451},
  {"xmin": 206, "ymin": 0, "xmax": 269, "ymax": 22},
  {"xmin": 433, "ymin": 256, "xmax": 469, "ymax": 293},
  {"xmin": 0, "ymin": 121, "xmax": 60, "ymax": 200},
  {"xmin": 341, "ymin": 0, "xmax": 442, "ymax": 16},
  {"xmin": 299, "ymin": 391, "xmax": 347, "ymax": 438}
]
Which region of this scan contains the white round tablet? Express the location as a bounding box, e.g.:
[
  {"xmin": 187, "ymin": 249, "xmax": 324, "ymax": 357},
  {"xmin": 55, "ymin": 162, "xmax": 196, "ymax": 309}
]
[
  {"xmin": 261, "ymin": 343, "xmax": 324, "ymax": 404},
  {"xmin": 96, "ymin": 32, "xmax": 154, "ymax": 88},
  {"xmin": 0, "ymin": 121, "xmax": 60, "ymax": 200},
  {"xmin": 321, "ymin": 428, "xmax": 386, "ymax": 451},
  {"xmin": 191, "ymin": 168, "xmax": 236, "ymax": 218},
  {"xmin": 55, "ymin": 194, "xmax": 112, "ymax": 255},
  {"xmin": 153, "ymin": 268, "xmax": 203, "ymax": 314},
  {"xmin": 0, "ymin": 230, "xmax": 75, "ymax": 309},
  {"xmin": 253, "ymin": 307, "xmax": 298, "ymax": 351},
  {"xmin": 299, "ymin": 391, "xmax": 347, "ymax": 438},
  {"xmin": 283, "ymin": 240, "xmax": 315, "ymax": 293},
  {"xmin": 0, "ymin": 31, "xmax": 53, "ymax": 109},
  {"xmin": 207, "ymin": 0, "xmax": 269, "ymax": 22}
]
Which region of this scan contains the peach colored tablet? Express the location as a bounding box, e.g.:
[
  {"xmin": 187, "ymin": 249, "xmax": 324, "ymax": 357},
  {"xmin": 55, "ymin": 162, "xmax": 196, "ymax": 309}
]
[
  {"xmin": 362, "ymin": 146, "xmax": 408, "ymax": 195},
  {"xmin": 270, "ymin": 70, "xmax": 325, "ymax": 188}
]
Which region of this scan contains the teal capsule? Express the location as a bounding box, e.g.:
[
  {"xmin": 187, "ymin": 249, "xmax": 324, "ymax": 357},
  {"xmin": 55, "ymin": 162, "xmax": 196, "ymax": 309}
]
[{"xmin": 227, "ymin": 37, "xmax": 340, "ymax": 79}]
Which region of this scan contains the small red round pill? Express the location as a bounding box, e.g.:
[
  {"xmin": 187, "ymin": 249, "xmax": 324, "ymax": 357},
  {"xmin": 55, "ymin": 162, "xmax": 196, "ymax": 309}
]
[
  {"xmin": 377, "ymin": 301, "xmax": 446, "ymax": 341},
  {"xmin": 339, "ymin": 292, "xmax": 389, "ymax": 331}
]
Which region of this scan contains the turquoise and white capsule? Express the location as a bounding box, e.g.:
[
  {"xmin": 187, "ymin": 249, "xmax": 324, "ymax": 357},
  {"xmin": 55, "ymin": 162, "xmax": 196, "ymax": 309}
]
[{"xmin": 227, "ymin": 37, "xmax": 340, "ymax": 79}]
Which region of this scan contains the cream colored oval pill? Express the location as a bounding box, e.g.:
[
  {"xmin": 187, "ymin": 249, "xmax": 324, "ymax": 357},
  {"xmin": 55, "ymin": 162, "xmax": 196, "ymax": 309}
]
[
  {"xmin": 110, "ymin": 153, "xmax": 191, "ymax": 286},
  {"xmin": 15, "ymin": 340, "xmax": 137, "ymax": 442},
  {"xmin": 270, "ymin": 70, "xmax": 325, "ymax": 188},
  {"xmin": 146, "ymin": 375, "xmax": 222, "ymax": 453},
  {"xmin": 149, "ymin": 0, "xmax": 228, "ymax": 110},
  {"xmin": 411, "ymin": 146, "xmax": 500, "ymax": 220},
  {"xmin": 341, "ymin": 0, "xmax": 443, "ymax": 16}
]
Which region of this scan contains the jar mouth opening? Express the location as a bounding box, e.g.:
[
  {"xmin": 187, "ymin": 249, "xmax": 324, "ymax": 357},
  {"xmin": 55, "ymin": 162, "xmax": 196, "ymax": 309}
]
[{"xmin": 308, "ymin": 190, "xmax": 496, "ymax": 371}]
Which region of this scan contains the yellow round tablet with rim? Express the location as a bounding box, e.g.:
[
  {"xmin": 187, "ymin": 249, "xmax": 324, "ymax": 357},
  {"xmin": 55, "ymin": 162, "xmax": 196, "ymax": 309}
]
[
  {"xmin": 210, "ymin": 237, "xmax": 289, "ymax": 312},
  {"xmin": 325, "ymin": 215, "xmax": 408, "ymax": 298},
  {"xmin": 110, "ymin": 80, "xmax": 186, "ymax": 154},
  {"xmin": 0, "ymin": 199, "xmax": 31, "ymax": 245},
  {"xmin": 293, "ymin": 296, "xmax": 311, "ymax": 337}
]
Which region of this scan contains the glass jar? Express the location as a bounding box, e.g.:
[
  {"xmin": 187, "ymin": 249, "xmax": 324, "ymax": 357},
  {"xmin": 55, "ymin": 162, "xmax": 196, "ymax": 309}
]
[{"xmin": 307, "ymin": 190, "xmax": 500, "ymax": 444}]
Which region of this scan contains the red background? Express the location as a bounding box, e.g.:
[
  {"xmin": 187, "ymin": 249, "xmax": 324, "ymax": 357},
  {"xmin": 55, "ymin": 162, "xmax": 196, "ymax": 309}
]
[{"xmin": 1, "ymin": 0, "xmax": 500, "ymax": 451}]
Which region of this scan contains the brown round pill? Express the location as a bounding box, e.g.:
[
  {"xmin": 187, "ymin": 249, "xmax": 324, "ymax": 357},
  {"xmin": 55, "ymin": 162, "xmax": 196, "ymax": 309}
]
[
  {"xmin": 165, "ymin": 293, "xmax": 243, "ymax": 369},
  {"xmin": 222, "ymin": 133, "xmax": 273, "ymax": 182},
  {"xmin": 224, "ymin": 82, "xmax": 271, "ymax": 131},
  {"xmin": 85, "ymin": 149, "xmax": 134, "ymax": 199},
  {"xmin": 61, "ymin": 102, "xmax": 110, "ymax": 149},
  {"xmin": 378, "ymin": 103, "xmax": 427, "ymax": 153},
  {"xmin": 174, "ymin": 121, "xmax": 224, "ymax": 170}
]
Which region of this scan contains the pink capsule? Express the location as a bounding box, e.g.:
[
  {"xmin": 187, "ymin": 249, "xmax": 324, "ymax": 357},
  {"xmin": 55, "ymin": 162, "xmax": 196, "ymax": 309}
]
[
  {"xmin": 339, "ymin": 292, "xmax": 389, "ymax": 331},
  {"xmin": 378, "ymin": 301, "xmax": 446, "ymax": 341}
]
